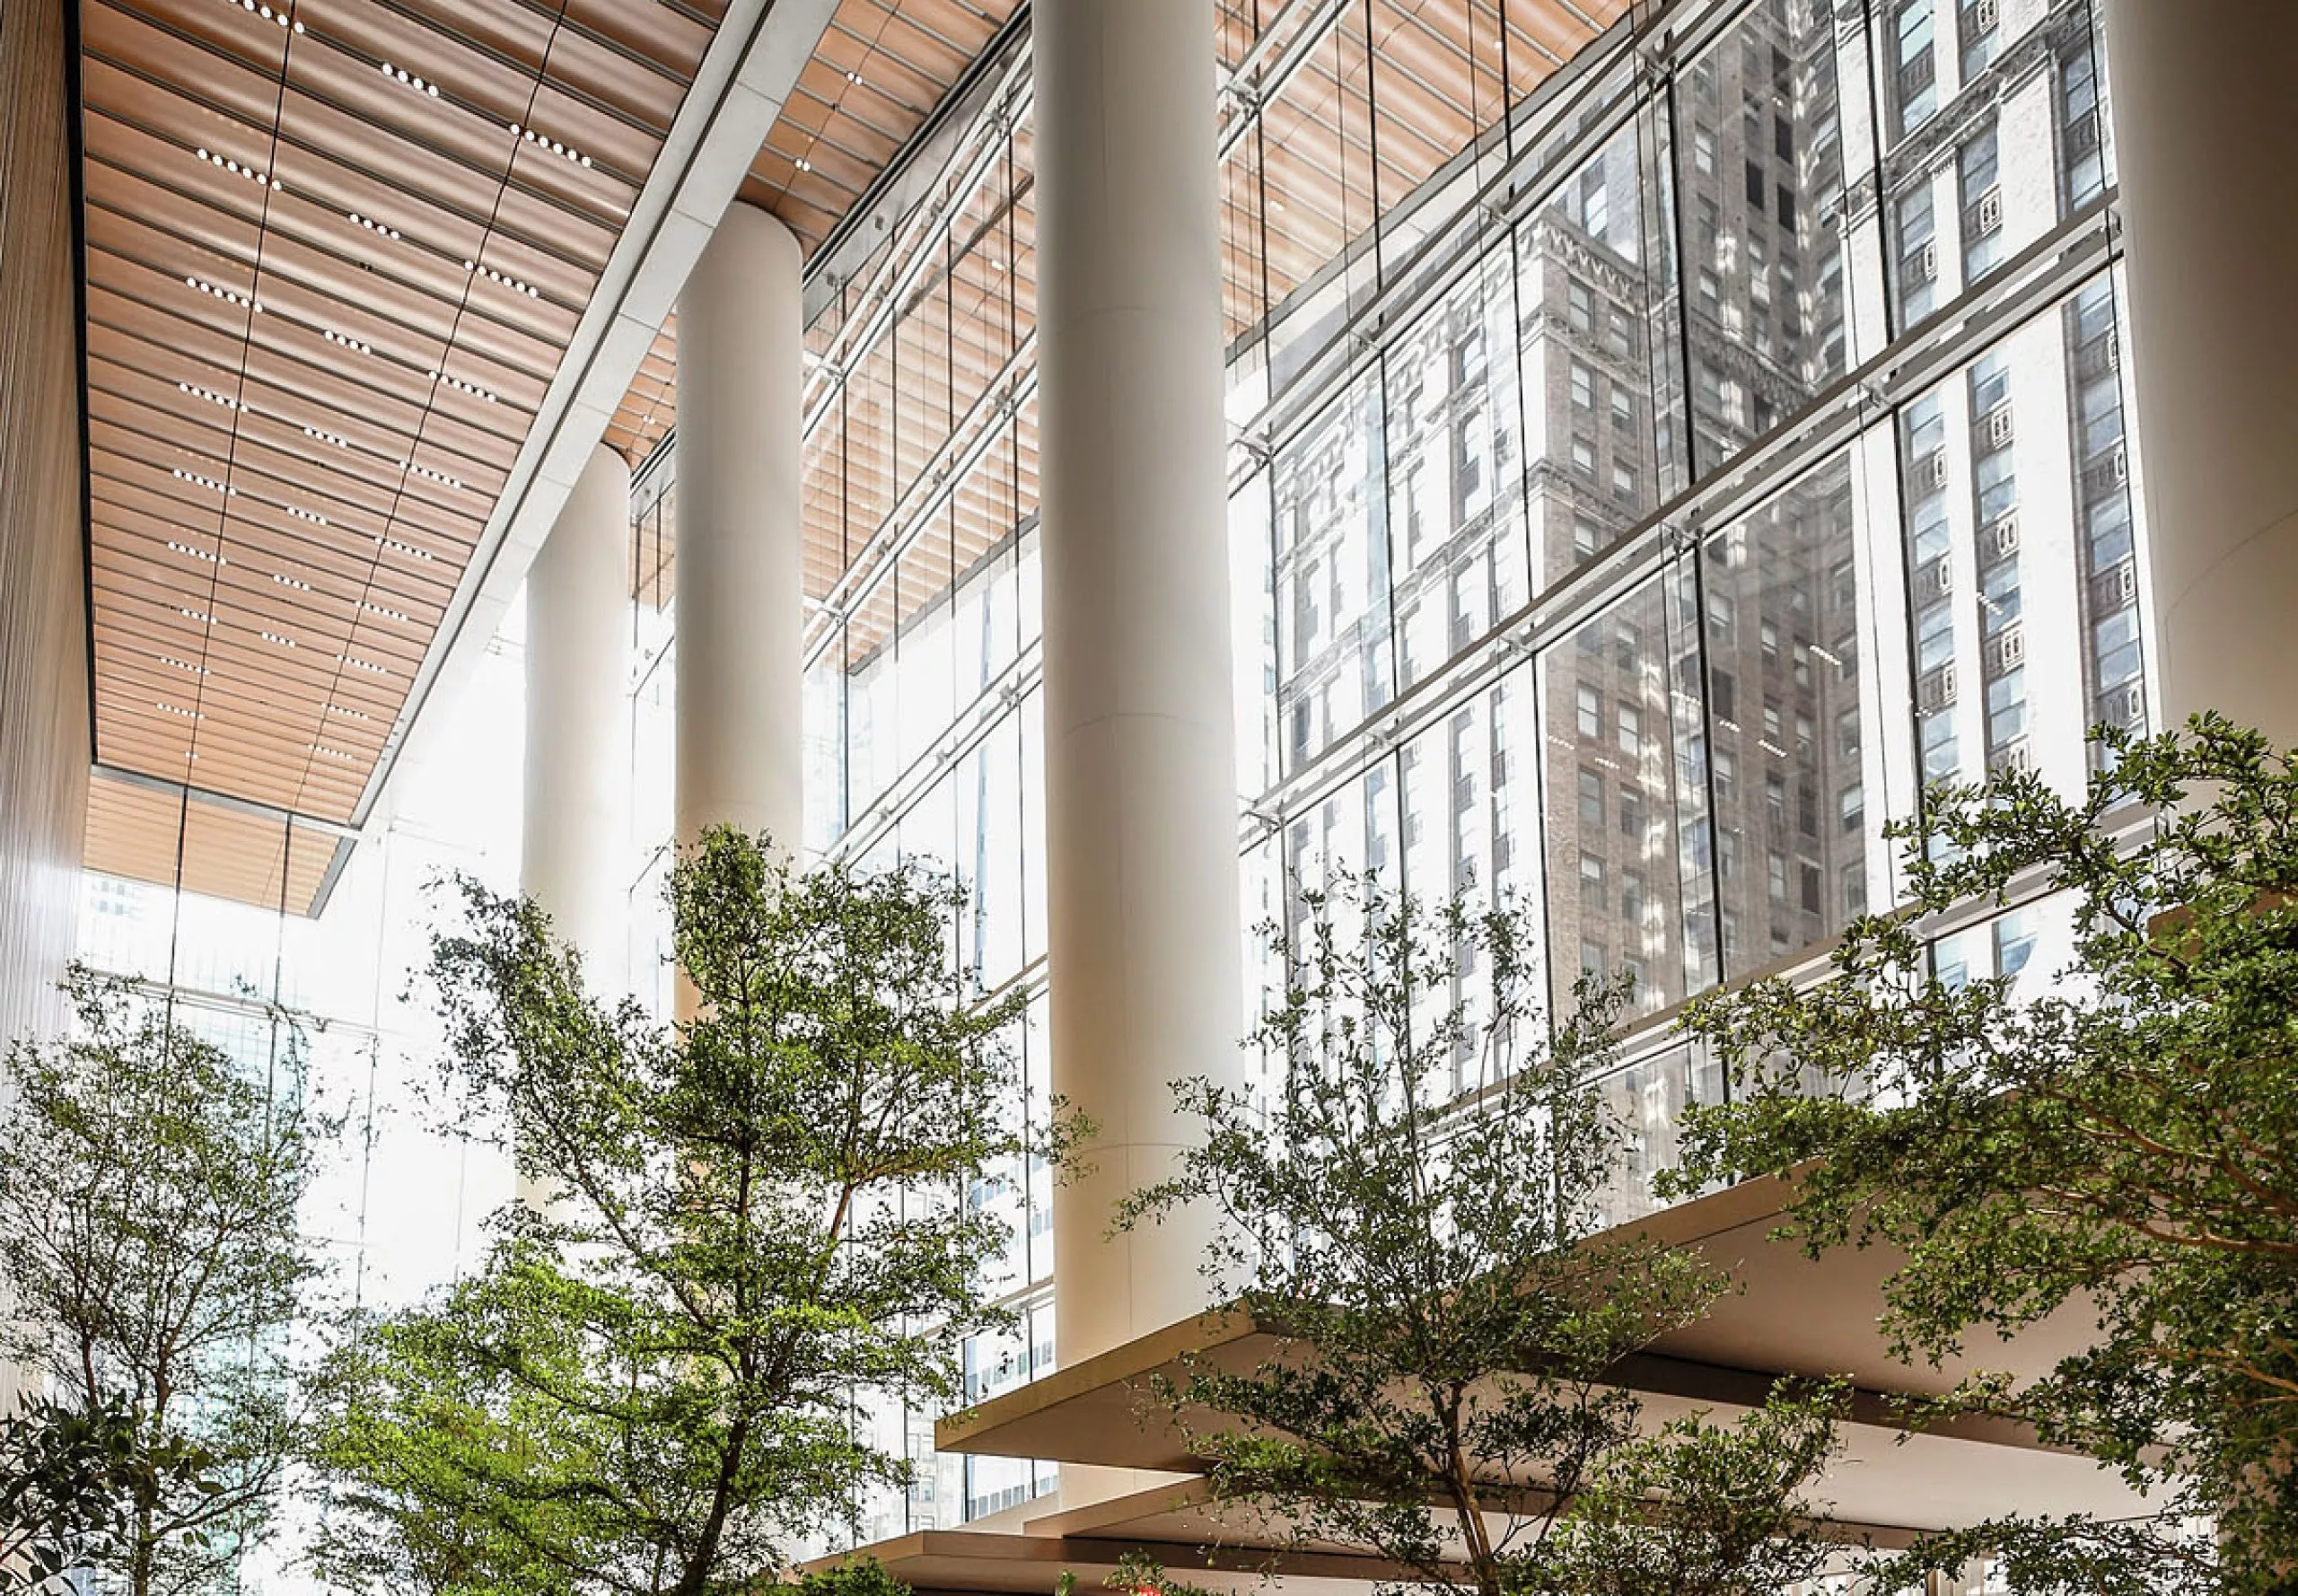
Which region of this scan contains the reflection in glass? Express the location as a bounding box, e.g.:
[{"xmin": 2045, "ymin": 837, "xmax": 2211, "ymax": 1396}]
[
  {"xmin": 1387, "ymin": 247, "xmax": 1528, "ymax": 690},
  {"xmin": 1677, "ymin": 0, "xmax": 1858, "ymax": 479},
  {"xmin": 1703, "ymin": 452, "xmax": 1869, "ymax": 978},
  {"xmin": 1275, "ymin": 374, "xmax": 1392, "ymax": 770},
  {"xmin": 1538, "ymin": 573, "xmax": 1713, "ymax": 1015},
  {"xmin": 1517, "ymin": 113, "xmax": 1678, "ymax": 592}
]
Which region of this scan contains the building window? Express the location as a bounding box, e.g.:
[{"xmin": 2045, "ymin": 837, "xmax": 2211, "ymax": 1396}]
[{"xmin": 1581, "ymin": 851, "xmax": 1608, "ymax": 908}]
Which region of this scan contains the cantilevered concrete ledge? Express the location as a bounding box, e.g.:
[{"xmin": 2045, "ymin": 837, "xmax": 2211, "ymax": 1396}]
[{"xmin": 932, "ymin": 1179, "xmax": 2153, "ymax": 1545}]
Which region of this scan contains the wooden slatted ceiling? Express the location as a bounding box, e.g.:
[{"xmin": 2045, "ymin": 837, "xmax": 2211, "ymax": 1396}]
[
  {"xmin": 620, "ymin": 0, "xmax": 1627, "ymax": 670},
  {"xmin": 602, "ymin": 0, "xmax": 1020, "ymax": 467},
  {"xmin": 84, "ymin": 769, "xmax": 342, "ymax": 916},
  {"xmin": 78, "ymin": 0, "xmax": 727, "ymax": 905}
]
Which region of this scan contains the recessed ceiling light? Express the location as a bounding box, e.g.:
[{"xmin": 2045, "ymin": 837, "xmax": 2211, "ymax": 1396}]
[
  {"xmin": 272, "ymin": 570, "xmax": 314, "ymax": 590},
  {"xmin": 377, "ymin": 535, "xmax": 433, "ymax": 561},
  {"xmin": 179, "ymin": 608, "xmax": 217, "ymax": 626},
  {"xmin": 399, "ymin": 460, "xmax": 461, "ymax": 490},
  {"xmin": 321, "ymin": 327, "xmax": 373, "ymax": 356},
  {"xmin": 381, "ymin": 61, "xmax": 441, "ymax": 98},
  {"xmin": 303, "ymin": 423, "xmax": 352, "ymax": 448},
  {"xmin": 362, "ymin": 600, "xmax": 411, "ymax": 623},
  {"xmin": 171, "ymin": 467, "xmax": 236, "ymax": 495},
  {"xmin": 179, "ymin": 380, "xmax": 248, "ymax": 412},
  {"xmin": 427, "ymin": 370, "xmax": 496, "ymax": 403},
  {"xmin": 156, "ymin": 700, "xmax": 205, "ymax": 719},
  {"xmin": 348, "ymin": 211, "xmax": 403, "ymax": 241},
  {"xmin": 166, "ymin": 539, "xmax": 225, "ymax": 565},
  {"xmin": 325, "ymin": 702, "xmax": 370, "ymax": 721},
  {"xmin": 846, "ymin": 69, "xmax": 863, "ymax": 84},
  {"xmin": 282, "ymin": 504, "xmax": 329, "ymax": 527},
  {"xmin": 338, "ymin": 652, "xmax": 390, "ymax": 676},
  {"xmin": 510, "ymin": 122, "xmax": 591, "ymax": 168},
  {"xmin": 260, "ymin": 630, "xmax": 298, "ymax": 649},
  {"xmin": 160, "ymin": 655, "xmax": 209, "ymax": 676},
  {"xmin": 794, "ymin": 157, "xmax": 812, "ymax": 172},
  {"xmin": 186, "ymin": 276, "xmax": 262, "ymax": 312},
  {"xmin": 311, "ymin": 742, "xmax": 358, "ymax": 760},
  {"xmin": 231, "ymin": 0, "xmax": 302, "ymax": 30},
  {"xmin": 194, "ymin": 147, "xmax": 279, "ymax": 190},
  {"xmin": 464, "ymin": 259, "xmax": 540, "ymax": 299}
]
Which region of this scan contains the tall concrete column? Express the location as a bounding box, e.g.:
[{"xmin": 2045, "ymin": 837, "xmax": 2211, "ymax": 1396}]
[
  {"xmin": 522, "ymin": 442, "xmax": 632, "ymax": 979},
  {"xmin": 2105, "ymin": 1, "xmax": 2298, "ymax": 742},
  {"xmin": 521, "ymin": 442, "xmax": 631, "ymax": 1211},
  {"xmin": 1036, "ymin": 0, "xmax": 1244, "ymax": 1372},
  {"xmin": 673, "ymin": 201, "xmax": 804, "ymax": 854}
]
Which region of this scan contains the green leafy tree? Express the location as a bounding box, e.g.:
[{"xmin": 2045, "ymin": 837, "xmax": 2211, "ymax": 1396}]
[
  {"xmin": 0, "ymin": 968, "xmax": 329, "ymax": 1596},
  {"xmin": 1672, "ymin": 714, "xmax": 2298, "ymax": 1595},
  {"xmin": 311, "ymin": 829, "xmax": 1054, "ymax": 1596},
  {"xmin": 0, "ymin": 1396, "xmax": 218, "ymax": 1595},
  {"xmin": 1117, "ymin": 875, "xmax": 1848, "ymax": 1596}
]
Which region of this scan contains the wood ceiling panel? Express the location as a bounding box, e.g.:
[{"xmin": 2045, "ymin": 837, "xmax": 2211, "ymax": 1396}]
[
  {"xmin": 77, "ymin": 0, "xmax": 722, "ymax": 892},
  {"xmin": 83, "ymin": 769, "xmax": 341, "ymax": 916},
  {"xmin": 618, "ymin": 0, "xmax": 1020, "ymax": 460}
]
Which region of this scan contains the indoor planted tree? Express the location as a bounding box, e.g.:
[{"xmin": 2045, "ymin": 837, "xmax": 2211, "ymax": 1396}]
[
  {"xmin": 0, "ymin": 969, "xmax": 330, "ymax": 1596},
  {"xmin": 1117, "ymin": 874, "xmax": 1850, "ymax": 1596},
  {"xmin": 0, "ymin": 1396, "xmax": 218, "ymax": 1596},
  {"xmin": 310, "ymin": 828, "xmax": 1060, "ymax": 1596},
  {"xmin": 1671, "ymin": 714, "xmax": 2298, "ymax": 1596}
]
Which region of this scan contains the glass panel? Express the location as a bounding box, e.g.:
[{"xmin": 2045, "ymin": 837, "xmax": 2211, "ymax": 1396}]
[
  {"xmin": 1517, "ymin": 110, "xmax": 1676, "ymax": 592},
  {"xmin": 1398, "ymin": 664, "xmax": 1543, "ymax": 1090},
  {"xmin": 1883, "ymin": 6, "xmax": 2117, "ymax": 329},
  {"xmin": 1701, "ymin": 448, "xmax": 1873, "ymax": 980},
  {"xmin": 1261, "ymin": 4, "xmax": 1381, "ymax": 381},
  {"xmin": 1676, "ymin": 0, "xmax": 1865, "ymax": 478},
  {"xmin": 803, "ymin": 646, "xmax": 845, "ymax": 855},
  {"xmin": 1587, "ymin": 1039, "xmax": 1718, "ymax": 1228},
  {"xmin": 895, "ymin": 511, "xmax": 958, "ymax": 774},
  {"xmin": 1385, "ymin": 243, "xmax": 1528, "ymax": 692},
  {"xmin": 954, "ymin": 714, "xmax": 1024, "ymax": 993},
  {"xmin": 1232, "ymin": 468, "xmax": 1278, "ymax": 801},
  {"xmin": 1897, "ymin": 270, "xmax": 2150, "ymax": 809},
  {"xmin": 1537, "ymin": 570, "xmax": 1714, "ymax": 1016},
  {"xmin": 1274, "ymin": 372, "xmax": 1392, "ymax": 772},
  {"xmin": 894, "ymin": 243, "xmax": 954, "ymax": 506}
]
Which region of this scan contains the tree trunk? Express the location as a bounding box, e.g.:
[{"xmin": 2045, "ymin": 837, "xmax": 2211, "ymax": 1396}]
[
  {"xmin": 669, "ymin": 1417, "xmax": 750, "ymax": 1596},
  {"xmin": 130, "ymin": 1501, "xmax": 155, "ymax": 1596}
]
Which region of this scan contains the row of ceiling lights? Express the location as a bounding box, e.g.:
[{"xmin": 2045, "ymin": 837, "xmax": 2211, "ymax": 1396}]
[
  {"xmin": 189, "ymin": 139, "xmax": 554, "ymax": 311},
  {"xmin": 157, "ymin": 593, "xmax": 399, "ymax": 678},
  {"xmin": 161, "ymin": 528, "xmax": 426, "ymax": 624},
  {"xmin": 182, "ymin": 382, "xmax": 471, "ymax": 504},
  {"xmin": 185, "ymin": 267, "xmax": 511, "ymax": 409},
  {"xmin": 151, "ymin": 647, "xmax": 381, "ymax": 734},
  {"xmin": 150, "ymin": 0, "xmax": 662, "ymax": 785}
]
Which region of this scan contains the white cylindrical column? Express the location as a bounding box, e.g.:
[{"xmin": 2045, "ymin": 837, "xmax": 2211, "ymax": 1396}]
[
  {"xmin": 1036, "ymin": 0, "xmax": 1244, "ymax": 1372},
  {"xmin": 522, "ymin": 442, "xmax": 632, "ymax": 978},
  {"xmin": 2105, "ymin": 0, "xmax": 2298, "ymax": 742},
  {"xmin": 673, "ymin": 201, "xmax": 804, "ymax": 854}
]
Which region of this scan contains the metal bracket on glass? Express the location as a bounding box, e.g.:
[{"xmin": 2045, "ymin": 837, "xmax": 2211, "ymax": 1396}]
[{"xmin": 1633, "ymin": 26, "xmax": 1675, "ymax": 79}]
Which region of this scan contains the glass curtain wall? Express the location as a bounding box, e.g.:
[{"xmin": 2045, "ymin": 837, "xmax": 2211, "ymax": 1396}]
[{"xmin": 624, "ymin": 0, "xmax": 2149, "ymax": 1537}]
